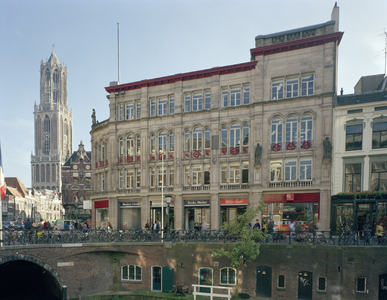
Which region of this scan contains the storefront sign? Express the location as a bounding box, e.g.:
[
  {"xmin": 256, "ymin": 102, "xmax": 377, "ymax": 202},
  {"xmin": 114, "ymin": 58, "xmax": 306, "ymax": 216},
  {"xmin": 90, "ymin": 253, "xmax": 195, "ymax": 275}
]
[
  {"xmin": 184, "ymin": 200, "xmax": 210, "ymax": 206},
  {"xmin": 286, "ymin": 194, "xmax": 294, "ymax": 201},
  {"xmin": 120, "ymin": 202, "xmax": 140, "ymax": 208},
  {"xmin": 221, "ymin": 199, "xmax": 248, "ymax": 205},
  {"xmin": 83, "ymin": 200, "xmax": 92, "ymax": 209},
  {"xmin": 283, "ymin": 206, "xmax": 296, "ymax": 212},
  {"xmin": 151, "ymin": 200, "xmax": 174, "ymax": 207},
  {"xmin": 94, "ymin": 200, "xmax": 109, "ymax": 208}
]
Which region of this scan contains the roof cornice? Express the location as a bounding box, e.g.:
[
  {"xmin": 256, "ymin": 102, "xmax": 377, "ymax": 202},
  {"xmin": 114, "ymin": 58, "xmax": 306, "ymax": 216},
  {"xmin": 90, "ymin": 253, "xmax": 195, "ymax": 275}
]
[
  {"xmin": 250, "ymin": 32, "xmax": 344, "ymax": 57},
  {"xmin": 105, "ymin": 61, "xmax": 257, "ymax": 93}
]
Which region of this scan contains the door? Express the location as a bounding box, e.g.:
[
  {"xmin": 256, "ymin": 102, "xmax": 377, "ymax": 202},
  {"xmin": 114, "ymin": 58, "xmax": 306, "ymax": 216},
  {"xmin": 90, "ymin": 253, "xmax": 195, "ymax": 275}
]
[
  {"xmin": 256, "ymin": 266, "xmax": 272, "ymax": 298},
  {"xmin": 162, "ymin": 266, "xmax": 173, "ymax": 293},
  {"xmin": 298, "ymin": 271, "xmax": 312, "ymax": 300},
  {"xmin": 199, "ymin": 268, "xmax": 212, "ymax": 293},
  {"xmin": 152, "ymin": 266, "xmax": 162, "ymax": 291},
  {"xmin": 379, "ymin": 274, "xmax": 387, "ymax": 300}
]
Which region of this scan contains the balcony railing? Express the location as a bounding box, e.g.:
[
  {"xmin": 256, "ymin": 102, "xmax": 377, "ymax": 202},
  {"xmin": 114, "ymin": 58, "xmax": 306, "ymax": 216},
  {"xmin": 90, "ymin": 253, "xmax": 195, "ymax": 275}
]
[
  {"xmin": 220, "ymin": 183, "xmax": 249, "ymax": 190},
  {"xmin": 269, "ymin": 180, "xmax": 313, "ymax": 188},
  {"xmin": 116, "ymin": 188, "xmax": 140, "ymax": 194},
  {"xmin": 182, "ymin": 185, "xmax": 210, "ymax": 191},
  {"xmin": 149, "ymin": 187, "xmax": 174, "ymax": 193}
]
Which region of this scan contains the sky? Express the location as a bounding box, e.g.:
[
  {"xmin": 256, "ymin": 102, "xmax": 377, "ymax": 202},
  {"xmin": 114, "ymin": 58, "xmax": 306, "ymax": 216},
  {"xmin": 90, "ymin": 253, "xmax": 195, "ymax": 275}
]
[{"xmin": 0, "ymin": 0, "xmax": 386, "ymax": 188}]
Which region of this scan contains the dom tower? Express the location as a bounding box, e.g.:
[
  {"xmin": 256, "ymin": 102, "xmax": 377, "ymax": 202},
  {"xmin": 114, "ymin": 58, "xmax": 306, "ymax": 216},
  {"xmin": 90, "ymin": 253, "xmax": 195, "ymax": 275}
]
[{"xmin": 31, "ymin": 49, "xmax": 73, "ymax": 192}]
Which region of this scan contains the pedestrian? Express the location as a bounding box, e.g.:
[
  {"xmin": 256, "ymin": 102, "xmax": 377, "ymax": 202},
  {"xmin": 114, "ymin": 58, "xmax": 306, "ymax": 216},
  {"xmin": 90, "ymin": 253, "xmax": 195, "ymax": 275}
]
[
  {"xmin": 73, "ymin": 221, "xmax": 78, "ymax": 230},
  {"xmin": 145, "ymin": 220, "xmax": 151, "ymax": 230},
  {"xmin": 202, "ymin": 220, "xmax": 208, "ymax": 231},
  {"xmin": 376, "ymin": 222, "xmax": 384, "ymax": 244},
  {"xmin": 189, "ymin": 218, "xmax": 195, "ymax": 231},
  {"xmin": 123, "ymin": 222, "xmax": 128, "ymax": 231},
  {"xmin": 24, "ymin": 219, "xmax": 32, "ymax": 230},
  {"xmin": 253, "ymin": 219, "xmax": 261, "ymax": 230},
  {"xmin": 267, "ymin": 219, "xmax": 274, "ymax": 234}
]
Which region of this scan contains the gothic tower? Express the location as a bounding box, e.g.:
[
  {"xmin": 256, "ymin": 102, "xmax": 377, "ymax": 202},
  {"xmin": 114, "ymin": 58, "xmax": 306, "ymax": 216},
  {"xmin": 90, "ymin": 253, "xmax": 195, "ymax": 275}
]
[{"xmin": 31, "ymin": 48, "xmax": 73, "ymax": 192}]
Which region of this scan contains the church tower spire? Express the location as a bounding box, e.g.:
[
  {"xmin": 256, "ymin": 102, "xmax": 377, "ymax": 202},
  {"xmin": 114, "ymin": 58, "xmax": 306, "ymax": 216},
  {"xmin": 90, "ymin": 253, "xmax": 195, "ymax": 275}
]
[{"xmin": 31, "ymin": 49, "xmax": 73, "ymax": 192}]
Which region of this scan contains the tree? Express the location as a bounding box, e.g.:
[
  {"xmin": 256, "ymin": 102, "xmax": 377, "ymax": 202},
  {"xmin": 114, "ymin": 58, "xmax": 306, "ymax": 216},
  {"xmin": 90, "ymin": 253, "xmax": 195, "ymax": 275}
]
[{"xmin": 207, "ymin": 202, "xmax": 265, "ymax": 299}]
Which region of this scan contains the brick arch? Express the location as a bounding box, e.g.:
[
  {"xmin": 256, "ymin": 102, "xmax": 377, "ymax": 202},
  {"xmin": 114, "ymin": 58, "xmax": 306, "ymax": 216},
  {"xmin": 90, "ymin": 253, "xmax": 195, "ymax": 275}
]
[{"xmin": 0, "ymin": 254, "xmax": 65, "ymax": 287}]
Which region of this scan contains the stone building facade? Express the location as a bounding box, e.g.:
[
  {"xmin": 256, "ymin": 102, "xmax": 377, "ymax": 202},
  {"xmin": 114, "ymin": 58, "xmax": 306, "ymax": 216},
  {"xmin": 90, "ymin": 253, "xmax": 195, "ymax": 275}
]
[
  {"xmin": 90, "ymin": 6, "xmax": 342, "ymax": 231},
  {"xmin": 31, "ymin": 49, "xmax": 73, "ymax": 192},
  {"xmin": 61, "ymin": 141, "xmax": 92, "ymax": 222}
]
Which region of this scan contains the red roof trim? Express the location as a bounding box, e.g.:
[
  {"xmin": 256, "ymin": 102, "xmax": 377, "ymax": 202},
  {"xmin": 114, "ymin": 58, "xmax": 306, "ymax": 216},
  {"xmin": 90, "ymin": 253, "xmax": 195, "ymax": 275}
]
[
  {"xmin": 250, "ymin": 32, "xmax": 344, "ymax": 57},
  {"xmin": 105, "ymin": 61, "xmax": 257, "ymax": 93}
]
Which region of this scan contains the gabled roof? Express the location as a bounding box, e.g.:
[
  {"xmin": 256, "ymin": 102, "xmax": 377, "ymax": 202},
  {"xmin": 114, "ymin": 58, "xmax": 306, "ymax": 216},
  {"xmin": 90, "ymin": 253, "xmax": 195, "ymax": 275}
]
[
  {"xmin": 5, "ymin": 177, "xmax": 28, "ymax": 198},
  {"xmin": 63, "ymin": 151, "xmax": 92, "ymax": 167},
  {"xmin": 7, "ymin": 186, "xmax": 22, "ymax": 198}
]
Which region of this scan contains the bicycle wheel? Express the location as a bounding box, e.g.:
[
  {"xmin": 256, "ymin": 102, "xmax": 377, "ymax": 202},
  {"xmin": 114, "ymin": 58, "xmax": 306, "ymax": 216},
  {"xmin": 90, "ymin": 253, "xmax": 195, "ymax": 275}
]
[
  {"xmin": 370, "ymin": 236, "xmax": 378, "ymax": 246},
  {"xmin": 182, "ymin": 286, "xmax": 191, "ymax": 295},
  {"xmin": 317, "ymin": 235, "xmax": 326, "ymax": 245},
  {"xmin": 266, "ymin": 235, "xmax": 273, "ymax": 244},
  {"xmin": 172, "ymin": 285, "xmax": 177, "ymax": 293},
  {"xmin": 306, "ymin": 237, "xmax": 313, "ymax": 245}
]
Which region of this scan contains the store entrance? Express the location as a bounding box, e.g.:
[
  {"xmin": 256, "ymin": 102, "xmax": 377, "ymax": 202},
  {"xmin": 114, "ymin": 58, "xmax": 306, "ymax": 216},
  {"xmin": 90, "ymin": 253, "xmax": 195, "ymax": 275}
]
[{"xmin": 356, "ymin": 203, "xmax": 374, "ymax": 233}]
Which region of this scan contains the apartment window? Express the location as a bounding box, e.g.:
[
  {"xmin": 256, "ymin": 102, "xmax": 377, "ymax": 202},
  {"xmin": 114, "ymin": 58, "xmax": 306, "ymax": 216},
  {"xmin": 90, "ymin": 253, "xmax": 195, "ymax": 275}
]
[
  {"xmin": 285, "ymin": 117, "xmax": 298, "ymax": 149},
  {"xmin": 168, "ymin": 166, "xmax": 174, "ymax": 186},
  {"xmin": 101, "ymin": 173, "xmax": 105, "ymax": 191},
  {"xmin": 119, "ymin": 104, "xmax": 124, "ymax": 121},
  {"xmin": 101, "ymin": 142, "xmax": 105, "ymax": 161},
  {"xmin": 230, "ymin": 123, "xmax": 241, "ymax": 153},
  {"xmin": 277, "ymin": 275, "xmax": 285, "ymax": 288},
  {"xmin": 158, "ymin": 166, "xmax": 166, "ymax": 187},
  {"xmin": 150, "ymin": 167, "xmax": 156, "ymax": 187},
  {"xmin": 221, "ymin": 89, "xmax": 228, "ymax": 107},
  {"xmin": 242, "ymin": 124, "xmax": 249, "ymax": 149},
  {"xmin": 271, "ymin": 118, "xmax": 283, "ymax": 150},
  {"xmin": 119, "ymin": 169, "xmax": 124, "ymax": 188},
  {"xmin": 230, "ymin": 87, "xmax": 241, "ymax": 106},
  {"xmin": 169, "ymin": 97, "xmax": 174, "ymax": 114},
  {"xmin": 192, "ymin": 164, "xmax": 202, "ymax": 185},
  {"xmin": 220, "ymin": 268, "xmax": 235, "ymax": 285},
  {"xmin": 345, "ymin": 163, "xmax": 362, "ymax": 192},
  {"xmin": 270, "ymin": 160, "xmax": 282, "ymax": 182},
  {"xmin": 193, "ymin": 92, "xmax": 203, "ymax": 111},
  {"xmin": 204, "ymin": 128, "xmax": 211, "ymax": 150},
  {"xmin": 169, "ymin": 131, "xmax": 174, "ymax": 152},
  {"xmin": 136, "ymin": 135, "xmax": 141, "ymax": 156},
  {"xmin": 221, "ymin": 163, "xmax": 227, "ymax": 184},
  {"xmin": 301, "ymin": 74, "xmax": 314, "ymax": 96},
  {"xmin": 159, "ymin": 131, "xmax": 167, "ymax": 154},
  {"xmin": 136, "ymin": 101, "xmax": 141, "ymax": 118},
  {"xmin": 150, "ymin": 134, "xmax": 156, "ymax": 155},
  {"xmin": 126, "ymin": 170, "xmax": 134, "ymax": 188},
  {"xmin": 243, "ymin": 85, "xmax": 250, "ymax": 105},
  {"xmin": 184, "ymin": 165, "xmax": 190, "ymax": 186},
  {"xmin": 271, "ymin": 79, "xmax": 284, "ymax": 100},
  {"xmin": 221, "ymin": 126, "xmax": 228, "ymax": 153},
  {"xmin": 356, "ymin": 277, "xmax": 366, "ymax": 293},
  {"xmin": 375, "ymin": 106, "xmax": 387, "ymax": 111},
  {"xmin": 126, "ymin": 134, "xmax": 134, "ymax": 156},
  {"xmin": 300, "ymin": 114, "xmax": 313, "ymax": 145},
  {"xmin": 204, "ymin": 164, "xmax": 210, "ymax": 185},
  {"xmin": 299, "ymin": 158, "xmax": 312, "ymax": 180},
  {"xmin": 229, "ymin": 162, "xmax": 240, "ymax": 184},
  {"xmin": 136, "ymin": 169, "xmax": 141, "ymax": 188},
  {"xmin": 184, "ymin": 130, "xmax": 190, "ymax": 151},
  {"xmin": 348, "ymin": 109, "xmax": 362, "ymax": 114},
  {"xmin": 285, "ymin": 159, "xmax": 297, "ymax": 181},
  {"xmin": 346, "ymin": 124, "xmax": 363, "ymax": 151},
  {"xmin": 372, "ymin": 122, "xmax": 387, "ymax": 149},
  {"xmin": 119, "ymin": 137, "xmax": 124, "ymax": 157},
  {"xmin": 371, "ymin": 161, "xmax": 387, "ymax": 191},
  {"xmin": 158, "ymin": 98, "xmax": 167, "ymax": 116},
  {"xmin": 126, "ymin": 103, "xmax": 134, "ymax": 120},
  {"xmin": 185, "ymin": 94, "xmax": 191, "ymax": 112},
  {"xmin": 242, "ymin": 161, "xmax": 249, "ymax": 183},
  {"xmin": 317, "ymin": 277, "xmax": 327, "ymax": 292},
  {"xmin": 205, "ymin": 91, "xmax": 211, "ymax": 110},
  {"xmin": 286, "ymin": 77, "xmax": 299, "ymax": 98},
  {"xmin": 122, "ymin": 265, "xmax": 141, "ymax": 281},
  {"xmin": 150, "ymin": 99, "xmax": 156, "ymax": 117},
  {"xmin": 73, "ymin": 176, "xmax": 79, "ymax": 184},
  {"xmin": 193, "ymin": 127, "xmax": 202, "ymax": 151}
]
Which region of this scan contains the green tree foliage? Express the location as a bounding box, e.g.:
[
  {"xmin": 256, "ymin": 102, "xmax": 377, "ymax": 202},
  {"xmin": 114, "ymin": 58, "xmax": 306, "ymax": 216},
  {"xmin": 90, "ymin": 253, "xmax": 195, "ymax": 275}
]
[{"xmin": 207, "ymin": 202, "xmax": 265, "ymax": 298}]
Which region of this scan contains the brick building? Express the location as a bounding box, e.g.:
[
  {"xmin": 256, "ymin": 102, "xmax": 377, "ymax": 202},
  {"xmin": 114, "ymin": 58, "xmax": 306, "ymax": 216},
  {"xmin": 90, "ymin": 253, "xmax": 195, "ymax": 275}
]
[
  {"xmin": 61, "ymin": 141, "xmax": 92, "ymax": 222},
  {"xmin": 90, "ymin": 5, "xmax": 342, "ymax": 231}
]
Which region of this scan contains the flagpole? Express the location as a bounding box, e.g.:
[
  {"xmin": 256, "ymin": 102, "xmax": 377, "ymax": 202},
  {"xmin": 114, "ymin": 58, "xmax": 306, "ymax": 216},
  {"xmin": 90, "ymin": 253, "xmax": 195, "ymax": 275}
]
[{"xmin": 0, "ymin": 141, "xmax": 4, "ymax": 247}]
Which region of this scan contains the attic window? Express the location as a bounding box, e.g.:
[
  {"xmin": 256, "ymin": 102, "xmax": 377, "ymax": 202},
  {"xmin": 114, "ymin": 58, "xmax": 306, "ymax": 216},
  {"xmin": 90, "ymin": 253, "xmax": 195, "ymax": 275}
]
[
  {"xmin": 348, "ymin": 109, "xmax": 362, "ymax": 114},
  {"xmin": 375, "ymin": 106, "xmax": 387, "ymax": 111}
]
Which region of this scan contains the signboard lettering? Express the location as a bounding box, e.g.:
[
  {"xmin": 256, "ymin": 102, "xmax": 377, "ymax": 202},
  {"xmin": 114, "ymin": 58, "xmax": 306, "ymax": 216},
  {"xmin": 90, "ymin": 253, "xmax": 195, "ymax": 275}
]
[{"xmin": 221, "ymin": 199, "xmax": 248, "ymax": 205}]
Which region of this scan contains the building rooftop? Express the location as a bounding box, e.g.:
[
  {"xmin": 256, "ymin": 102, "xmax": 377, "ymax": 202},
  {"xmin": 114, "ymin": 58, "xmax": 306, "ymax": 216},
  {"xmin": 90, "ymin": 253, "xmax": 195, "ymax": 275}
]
[{"xmin": 336, "ymin": 90, "xmax": 387, "ymax": 106}]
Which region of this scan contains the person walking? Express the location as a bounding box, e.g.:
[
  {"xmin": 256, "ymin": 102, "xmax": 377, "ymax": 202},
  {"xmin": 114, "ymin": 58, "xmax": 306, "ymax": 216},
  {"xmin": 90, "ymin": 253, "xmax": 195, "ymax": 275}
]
[
  {"xmin": 253, "ymin": 219, "xmax": 261, "ymax": 230},
  {"xmin": 201, "ymin": 220, "xmax": 208, "ymax": 231}
]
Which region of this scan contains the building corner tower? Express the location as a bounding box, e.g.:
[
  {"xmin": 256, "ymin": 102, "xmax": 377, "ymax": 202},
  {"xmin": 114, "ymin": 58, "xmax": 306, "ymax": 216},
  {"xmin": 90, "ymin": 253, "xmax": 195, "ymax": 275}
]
[{"xmin": 31, "ymin": 48, "xmax": 73, "ymax": 192}]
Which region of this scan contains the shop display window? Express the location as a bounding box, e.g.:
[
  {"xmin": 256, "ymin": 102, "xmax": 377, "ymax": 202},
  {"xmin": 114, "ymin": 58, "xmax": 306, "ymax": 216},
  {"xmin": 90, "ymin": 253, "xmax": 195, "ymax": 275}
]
[
  {"xmin": 96, "ymin": 208, "xmax": 109, "ymax": 229},
  {"xmin": 334, "ymin": 204, "xmax": 354, "ymax": 232}
]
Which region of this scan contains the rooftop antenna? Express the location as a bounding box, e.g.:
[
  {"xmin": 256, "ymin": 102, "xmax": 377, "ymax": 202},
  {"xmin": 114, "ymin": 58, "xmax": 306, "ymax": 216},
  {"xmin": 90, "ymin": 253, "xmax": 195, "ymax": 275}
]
[{"xmin": 117, "ymin": 23, "xmax": 120, "ymax": 85}]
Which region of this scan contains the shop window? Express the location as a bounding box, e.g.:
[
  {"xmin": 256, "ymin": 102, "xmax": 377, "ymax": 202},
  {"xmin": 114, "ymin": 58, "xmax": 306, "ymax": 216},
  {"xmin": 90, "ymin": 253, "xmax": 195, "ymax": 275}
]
[
  {"xmin": 301, "ymin": 74, "xmax": 314, "ymax": 96},
  {"xmin": 271, "ymin": 78, "xmax": 284, "ymax": 100},
  {"xmin": 344, "ymin": 163, "xmax": 362, "ymax": 192},
  {"xmin": 371, "ymin": 161, "xmax": 387, "ymax": 191},
  {"xmin": 372, "ymin": 122, "xmax": 387, "ymax": 149},
  {"xmin": 317, "ymin": 277, "xmax": 327, "ymax": 292},
  {"xmin": 346, "ymin": 124, "xmax": 363, "ymax": 151},
  {"xmin": 277, "ymin": 275, "xmax": 285, "ymax": 288},
  {"xmin": 270, "ymin": 160, "xmax": 282, "ymax": 182},
  {"xmin": 220, "ymin": 268, "xmax": 236, "ymax": 285},
  {"xmin": 122, "ymin": 265, "xmax": 142, "ymax": 281},
  {"xmin": 286, "ymin": 77, "xmax": 298, "ymax": 98},
  {"xmin": 356, "ymin": 277, "xmax": 366, "ymax": 293},
  {"xmin": 334, "ymin": 203, "xmax": 354, "ymax": 232},
  {"xmin": 285, "ymin": 159, "xmax": 297, "ymax": 181}
]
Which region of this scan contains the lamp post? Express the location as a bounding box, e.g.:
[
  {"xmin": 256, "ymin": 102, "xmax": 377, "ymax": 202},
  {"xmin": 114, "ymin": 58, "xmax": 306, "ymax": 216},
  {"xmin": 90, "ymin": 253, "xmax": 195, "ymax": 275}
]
[{"xmin": 165, "ymin": 194, "xmax": 172, "ymax": 242}]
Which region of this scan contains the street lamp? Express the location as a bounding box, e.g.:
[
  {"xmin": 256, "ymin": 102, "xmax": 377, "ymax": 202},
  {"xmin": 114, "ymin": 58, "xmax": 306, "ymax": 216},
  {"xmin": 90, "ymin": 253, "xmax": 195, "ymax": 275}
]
[{"xmin": 165, "ymin": 194, "xmax": 172, "ymax": 242}]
